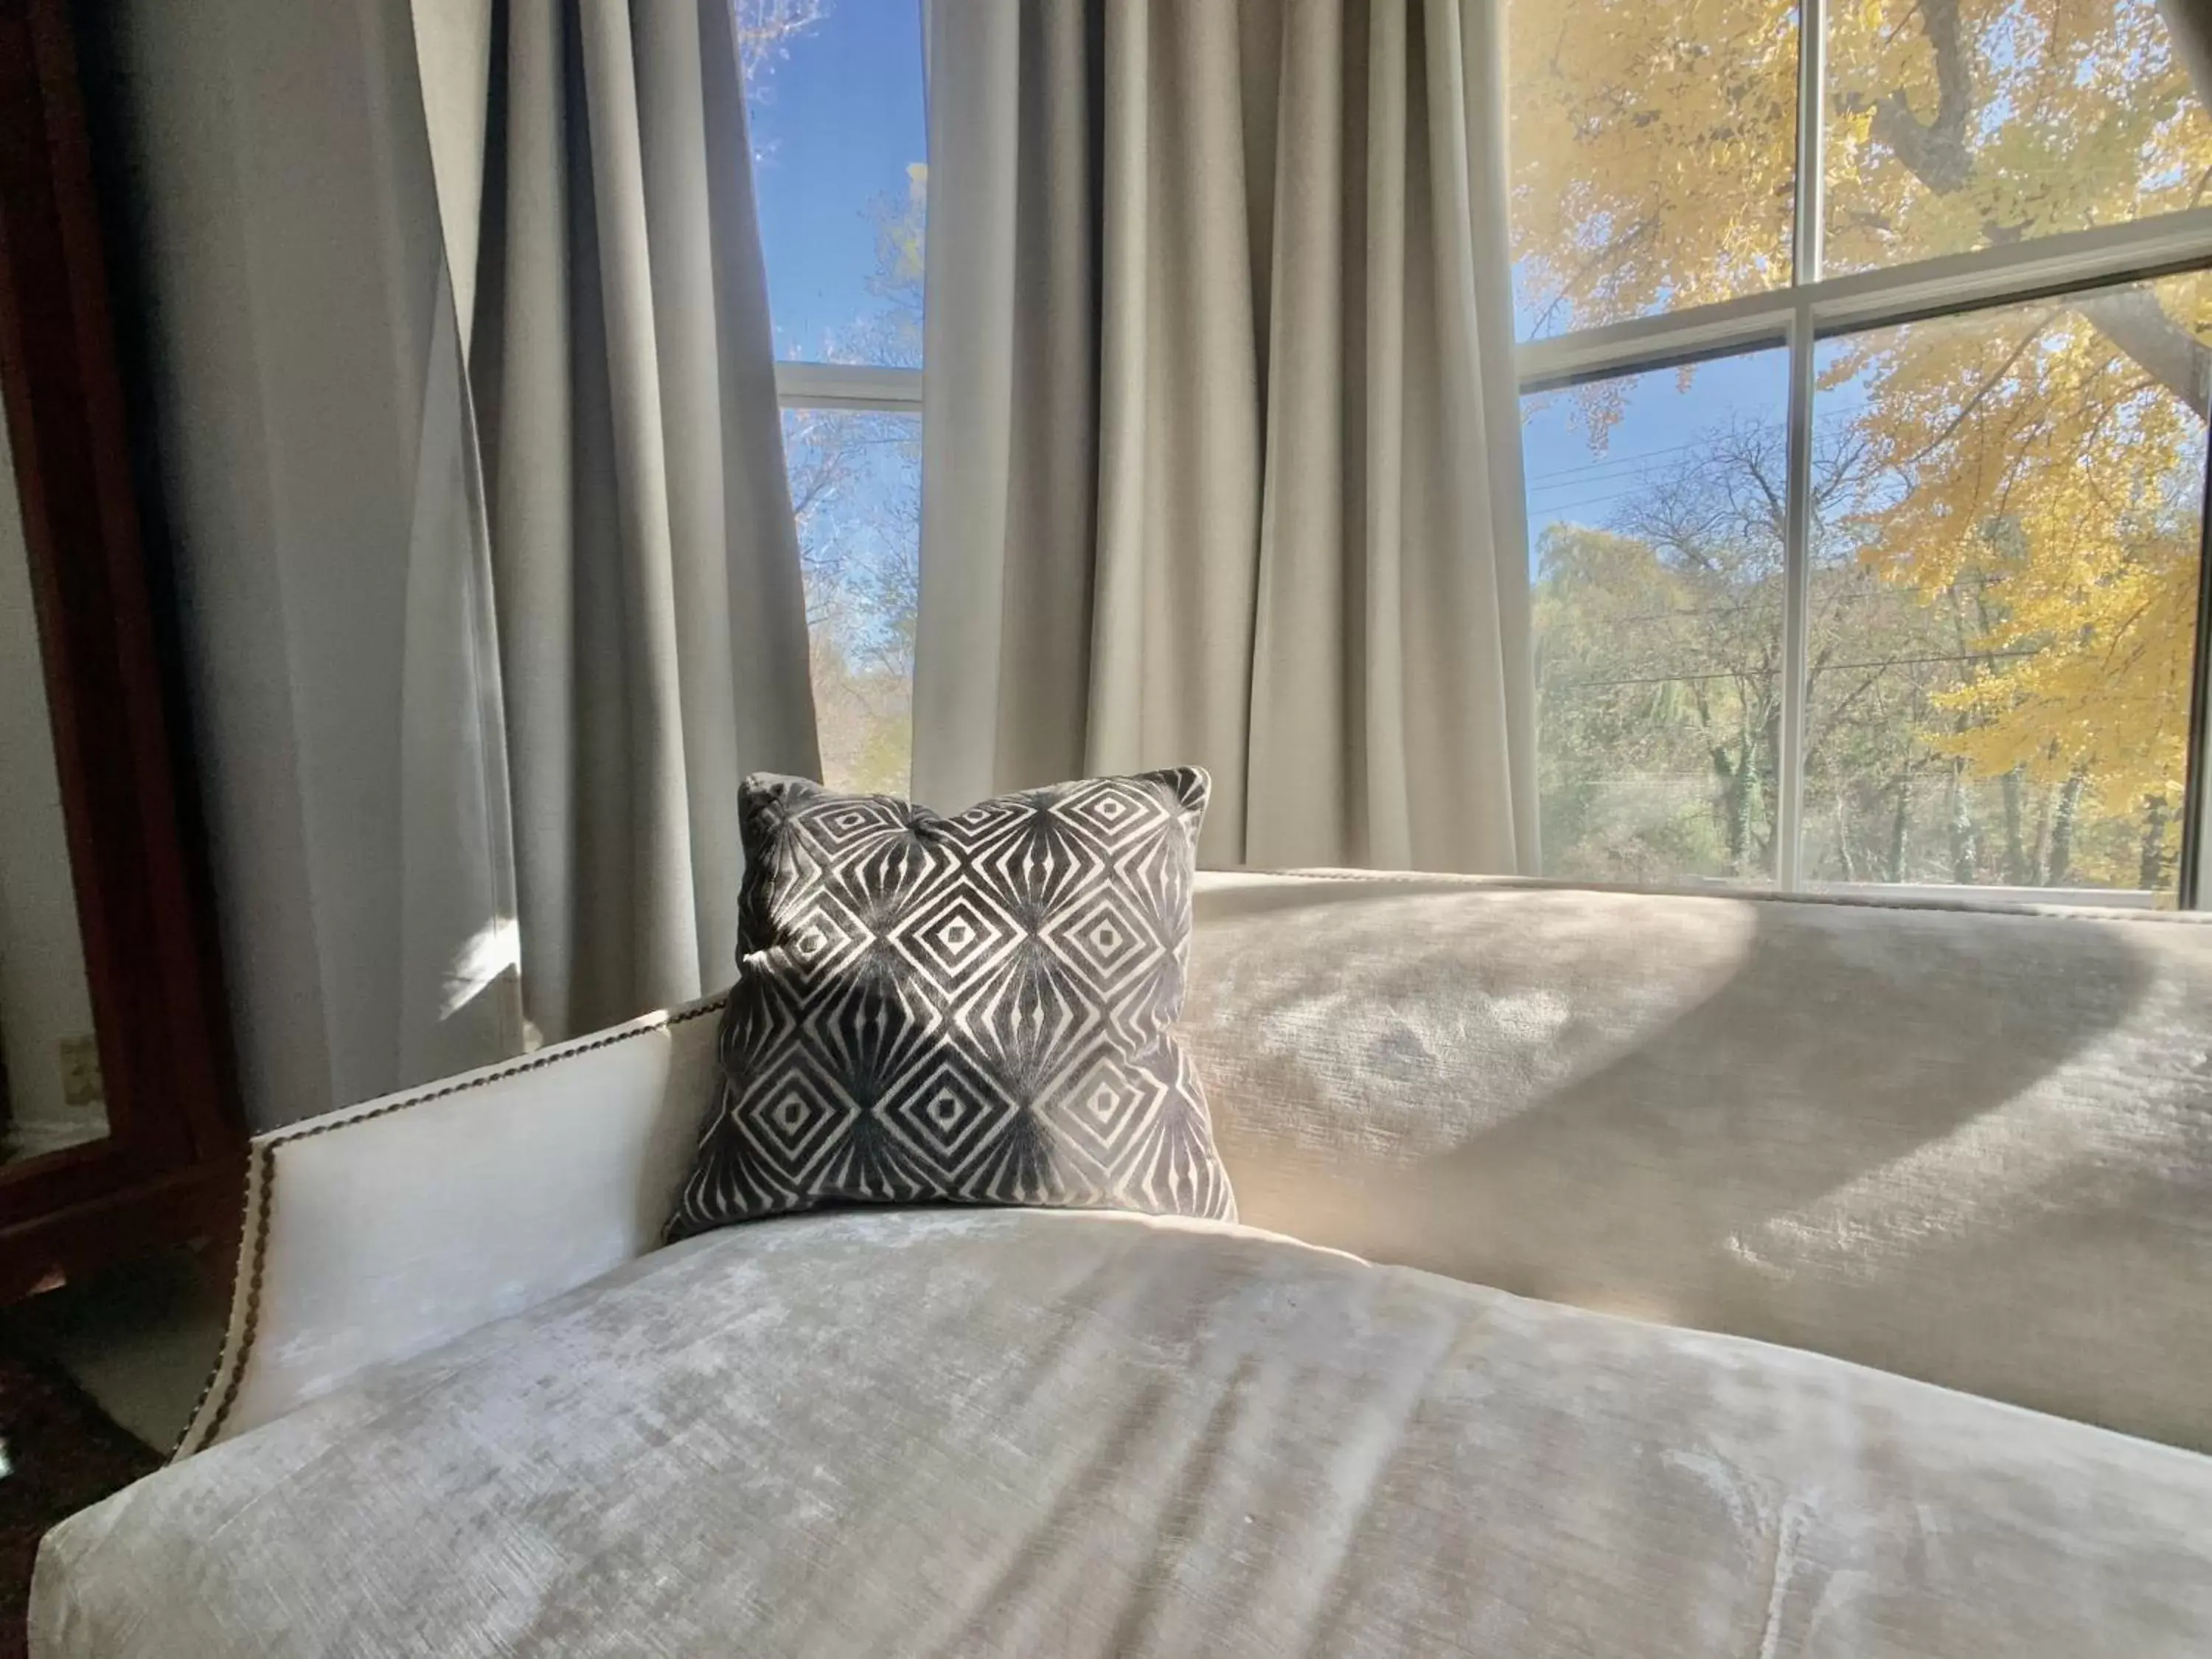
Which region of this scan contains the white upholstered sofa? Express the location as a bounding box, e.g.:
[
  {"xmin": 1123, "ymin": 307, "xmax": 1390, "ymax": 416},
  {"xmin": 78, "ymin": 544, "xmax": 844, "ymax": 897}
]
[{"xmin": 32, "ymin": 872, "xmax": 2212, "ymax": 1655}]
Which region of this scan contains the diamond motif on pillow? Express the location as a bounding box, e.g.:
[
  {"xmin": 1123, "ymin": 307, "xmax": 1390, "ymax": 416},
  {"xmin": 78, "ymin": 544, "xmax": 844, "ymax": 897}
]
[
  {"xmin": 1052, "ymin": 776, "xmax": 1169, "ymax": 851},
  {"xmin": 730, "ymin": 1049, "xmax": 851, "ymax": 1186},
  {"xmin": 672, "ymin": 768, "xmax": 1234, "ymax": 1234},
  {"xmin": 1038, "ymin": 887, "xmax": 1162, "ymax": 1004},
  {"xmin": 1041, "ymin": 1045, "xmax": 1161, "ymax": 1174},
  {"xmin": 886, "ymin": 886, "xmax": 1023, "ymax": 994},
  {"xmin": 879, "ymin": 1048, "xmax": 1017, "ymax": 1170}
]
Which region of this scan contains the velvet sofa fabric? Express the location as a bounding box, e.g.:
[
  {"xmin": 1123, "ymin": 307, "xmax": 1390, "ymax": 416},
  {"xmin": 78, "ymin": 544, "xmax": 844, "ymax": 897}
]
[
  {"xmin": 38, "ymin": 873, "xmax": 2212, "ymax": 1655},
  {"xmin": 1181, "ymin": 873, "xmax": 2212, "ymax": 1453},
  {"xmin": 34, "ymin": 1210, "xmax": 2212, "ymax": 1658},
  {"xmin": 159, "ymin": 874, "xmax": 2212, "ymax": 1463}
]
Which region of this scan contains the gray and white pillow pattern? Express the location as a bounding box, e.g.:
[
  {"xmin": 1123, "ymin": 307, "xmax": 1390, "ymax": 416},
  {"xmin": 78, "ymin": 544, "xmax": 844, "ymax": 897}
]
[{"xmin": 671, "ymin": 768, "xmax": 1234, "ymax": 1236}]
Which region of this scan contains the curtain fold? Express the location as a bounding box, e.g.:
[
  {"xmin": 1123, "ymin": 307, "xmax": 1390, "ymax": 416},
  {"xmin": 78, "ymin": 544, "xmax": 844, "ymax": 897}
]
[
  {"xmin": 394, "ymin": 261, "xmax": 525, "ymax": 1087},
  {"xmin": 917, "ymin": 0, "xmax": 1534, "ymax": 872},
  {"xmin": 411, "ymin": 0, "xmax": 818, "ymax": 1044}
]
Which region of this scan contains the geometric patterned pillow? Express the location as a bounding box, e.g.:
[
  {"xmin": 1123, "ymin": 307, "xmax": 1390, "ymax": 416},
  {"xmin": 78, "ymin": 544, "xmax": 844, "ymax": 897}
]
[{"xmin": 669, "ymin": 769, "xmax": 1235, "ymax": 1238}]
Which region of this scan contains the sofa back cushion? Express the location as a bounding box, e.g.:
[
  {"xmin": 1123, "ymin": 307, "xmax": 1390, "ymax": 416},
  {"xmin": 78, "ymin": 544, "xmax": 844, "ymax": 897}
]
[{"xmin": 1182, "ymin": 872, "xmax": 2212, "ymax": 1452}]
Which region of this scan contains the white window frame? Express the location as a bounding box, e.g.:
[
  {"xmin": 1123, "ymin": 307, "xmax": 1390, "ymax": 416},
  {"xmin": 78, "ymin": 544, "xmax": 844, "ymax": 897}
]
[
  {"xmin": 753, "ymin": 1, "xmax": 931, "ymax": 806},
  {"xmin": 765, "ymin": 0, "xmax": 929, "ymax": 425},
  {"xmin": 1515, "ymin": 0, "xmax": 2212, "ymax": 907},
  {"xmin": 775, "ymin": 361, "xmax": 922, "ymax": 414}
]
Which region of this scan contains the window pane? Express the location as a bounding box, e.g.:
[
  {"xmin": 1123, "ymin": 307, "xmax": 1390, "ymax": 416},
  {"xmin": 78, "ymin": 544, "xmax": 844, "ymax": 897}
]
[
  {"xmin": 1824, "ymin": 0, "xmax": 2212, "ymax": 275},
  {"xmin": 1527, "ymin": 349, "xmax": 1792, "ymax": 883},
  {"xmin": 783, "ymin": 408, "xmax": 919, "ymax": 796},
  {"xmin": 1506, "ymin": 0, "xmax": 1799, "ymax": 340},
  {"xmin": 1803, "ymin": 274, "xmax": 2211, "ymax": 902},
  {"xmin": 740, "ymin": 1, "xmax": 925, "ymax": 367}
]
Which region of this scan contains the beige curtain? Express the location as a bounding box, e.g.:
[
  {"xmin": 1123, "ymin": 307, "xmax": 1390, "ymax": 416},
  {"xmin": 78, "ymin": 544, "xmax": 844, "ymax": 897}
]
[
  {"xmin": 409, "ymin": 0, "xmax": 819, "ymax": 1043},
  {"xmin": 915, "ymin": 0, "xmax": 1534, "ymax": 872}
]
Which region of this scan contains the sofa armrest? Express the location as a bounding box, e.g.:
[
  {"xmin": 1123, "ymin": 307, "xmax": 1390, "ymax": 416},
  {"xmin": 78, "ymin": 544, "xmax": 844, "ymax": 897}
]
[{"xmin": 174, "ymin": 997, "xmax": 724, "ymax": 1457}]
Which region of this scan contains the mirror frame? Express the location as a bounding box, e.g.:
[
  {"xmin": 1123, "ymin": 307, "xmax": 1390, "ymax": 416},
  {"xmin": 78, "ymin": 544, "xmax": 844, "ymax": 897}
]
[{"xmin": 0, "ymin": 0, "xmax": 241, "ymax": 1298}]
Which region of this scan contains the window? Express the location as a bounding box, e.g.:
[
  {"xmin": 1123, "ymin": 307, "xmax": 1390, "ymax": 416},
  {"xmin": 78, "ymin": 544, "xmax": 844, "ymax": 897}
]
[
  {"xmin": 783, "ymin": 406, "xmax": 919, "ymax": 795},
  {"xmin": 1529, "ymin": 349, "xmax": 1790, "ymax": 883},
  {"xmin": 741, "ymin": 0, "xmax": 926, "ymax": 796},
  {"xmin": 1511, "ymin": 0, "xmax": 2212, "ymax": 907}
]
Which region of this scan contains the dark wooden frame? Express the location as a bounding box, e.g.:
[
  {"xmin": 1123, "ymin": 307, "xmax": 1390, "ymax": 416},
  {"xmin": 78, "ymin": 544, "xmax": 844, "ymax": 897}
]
[{"xmin": 0, "ymin": 0, "xmax": 241, "ymax": 1299}]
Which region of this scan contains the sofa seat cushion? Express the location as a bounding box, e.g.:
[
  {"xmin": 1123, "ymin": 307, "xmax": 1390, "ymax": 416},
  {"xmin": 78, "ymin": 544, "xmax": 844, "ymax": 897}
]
[{"xmin": 34, "ymin": 1211, "xmax": 2212, "ymax": 1658}]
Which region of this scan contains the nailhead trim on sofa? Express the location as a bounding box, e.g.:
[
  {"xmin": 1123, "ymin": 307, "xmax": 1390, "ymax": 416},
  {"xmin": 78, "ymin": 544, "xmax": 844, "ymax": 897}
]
[
  {"xmin": 171, "ymin": 995, "xmax": 730, "ymax": 1459},
  {"xmin": 167, "ymin": 871, "xmax": 2211, "ymax": 1459}
]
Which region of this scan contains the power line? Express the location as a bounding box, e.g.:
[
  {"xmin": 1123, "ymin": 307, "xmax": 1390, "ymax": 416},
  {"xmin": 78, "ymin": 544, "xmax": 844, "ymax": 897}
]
[
  {"xmin": 1528, "ymin": 470, "xmax": 1681, "ymax": 500},
  {"xmin": 1528, "ymin": 487, "xmax": 1682, "ymax": 515},
  {"xmin": 1523, "ymin": 438, "xmax": 1712, "ymax": 484},
  {"xmin": 1546, "ymin": 647, "xmax": 2044, "ymax": 692},
  {"xmin": 1522, "ymin": 406, "xmax": 1865, "ymax": 487}
]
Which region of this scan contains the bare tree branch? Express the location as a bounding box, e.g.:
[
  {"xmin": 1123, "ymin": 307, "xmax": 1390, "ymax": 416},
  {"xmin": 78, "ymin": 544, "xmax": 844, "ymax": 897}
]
[{"xmin": 734, "ymin": 0, "xmax": 830, "ymax": 95}]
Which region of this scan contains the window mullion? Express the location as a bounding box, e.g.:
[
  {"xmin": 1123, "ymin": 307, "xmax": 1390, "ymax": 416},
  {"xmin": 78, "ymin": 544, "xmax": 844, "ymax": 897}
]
[
  {"xmin": 1519, "ymin": 211, "xmax": 2212, "ymax": 394},
  {"xmin": 773, "ymin": 361, "xmax": 923, "ymax": 411},
  {"xmin": 1770, "ymin": 0, "xmax": 1825, "ymax": 894},
  {"xmin": 1792, "ymin": 0, "xmax": 1827, "ymax": 289},
  {"xmin": 1775, "ymin": 302, "xmax": 1817, "ymax": 893},
  {"xmin": 2182, "ymin": 441, "xmax": 2212, "ymax": 909}
]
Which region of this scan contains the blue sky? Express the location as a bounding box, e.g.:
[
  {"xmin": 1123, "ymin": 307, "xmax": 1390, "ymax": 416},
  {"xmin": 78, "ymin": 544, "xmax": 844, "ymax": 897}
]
[
  {"xmin": 736, "ymin": 0, "xmax": 2193, "ymax": 593},
  {"xmin": 742, "ymin": 0, "xmax": 928, "ymax": 364},
  {"xmin": 736, "ymin": 4, "xmax": 1836, "ymax": 573},
  {"xmin": 1520, "ymin": 349, "xmax": 1792, "ymax": 557}
]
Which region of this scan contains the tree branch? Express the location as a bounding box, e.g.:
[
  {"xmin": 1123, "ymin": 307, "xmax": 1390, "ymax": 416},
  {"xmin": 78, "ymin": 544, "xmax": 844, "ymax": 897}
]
[
  {"xmin": 1865, "ymin": 0, "xmax": 1974, "ymax": 193},
  {"xmin": 2074, "ymin": 288, "xmax": 2212, "ymax": 418},
  {"xmin": 1851, "ymin": 0, "xmax": 2212, "ymax": 423},
  {"xmin": 1892, "ymin": 319, "xmax": 2052, "ymax": 468}
]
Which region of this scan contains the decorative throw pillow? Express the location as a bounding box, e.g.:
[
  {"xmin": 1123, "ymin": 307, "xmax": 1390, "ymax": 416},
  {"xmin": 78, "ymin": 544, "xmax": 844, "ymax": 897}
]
[{"xmin": 670, "ymin": 768, "xmax": 1235, "ymax": 1237}]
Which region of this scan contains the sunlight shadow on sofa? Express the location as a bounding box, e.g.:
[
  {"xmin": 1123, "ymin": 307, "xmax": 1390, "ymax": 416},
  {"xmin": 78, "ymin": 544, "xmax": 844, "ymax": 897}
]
[{"xmin": 1183, "ymin": 873, "xmax": 2212, "ymax": 1448}]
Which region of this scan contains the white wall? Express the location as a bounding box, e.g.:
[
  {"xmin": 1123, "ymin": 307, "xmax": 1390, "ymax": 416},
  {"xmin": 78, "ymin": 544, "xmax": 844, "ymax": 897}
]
[{"xmin": 0, "ymin": 407, "xmax": 105, "ymax": 1151}]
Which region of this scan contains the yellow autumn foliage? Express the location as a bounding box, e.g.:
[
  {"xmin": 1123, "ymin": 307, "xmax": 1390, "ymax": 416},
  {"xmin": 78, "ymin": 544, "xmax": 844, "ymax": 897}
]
[
  {"xmin": 1840, "ymin": 286, "xmax": 2212, "ymax": 818},
  {"xmin": 1510, "ymin": 0, "xmax": 2212, "ymax": 883}
]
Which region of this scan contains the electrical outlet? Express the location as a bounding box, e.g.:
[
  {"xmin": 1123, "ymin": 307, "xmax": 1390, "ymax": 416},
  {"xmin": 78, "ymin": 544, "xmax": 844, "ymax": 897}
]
[{"xmin": 58, "ymin": 1034, "xmax": 102, "ymax": 1108}]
